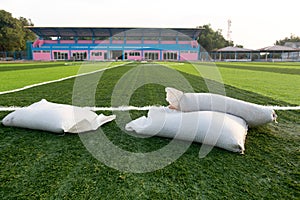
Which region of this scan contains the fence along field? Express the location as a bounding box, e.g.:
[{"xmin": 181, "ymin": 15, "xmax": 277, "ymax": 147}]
[{"xmin": 0, "ymin": 61, "xmax": 299, "ymax": 199}]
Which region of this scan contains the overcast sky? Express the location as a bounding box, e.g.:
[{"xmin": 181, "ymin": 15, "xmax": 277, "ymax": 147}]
[{"xmin": 2, "ymin": 0, "xmax": 300, "ymax": 49}]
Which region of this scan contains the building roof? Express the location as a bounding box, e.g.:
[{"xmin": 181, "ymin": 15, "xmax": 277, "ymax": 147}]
[
  {"xmin": 216, "ymin": 46, "xmax": 257, "ymax": 52},
  {"xmin": 26, "ymin": 27, "xmax": 203, "ymax": 39},
  {"xmin": 258, "ymin": 45, "xmax": 300, "ymax": 52}
]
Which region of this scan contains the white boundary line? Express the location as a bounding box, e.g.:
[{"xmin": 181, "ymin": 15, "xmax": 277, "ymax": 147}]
[
  {"xmin": 0, "ymin": 106, "xmax": 155, "ymax": 112},
  {"xmin": 0, "ymin": 107, "xmax": 22, "ymax": 111},
  {"xmin": 89, "ymin": 106, "xmax": 155, "ymax": 111},
  {"xmin": 267, "ymin": 106, "xmax": 300, "ymax": 111},
  {"xmin": 0, "ymin": 105, "xmax": 299, "ymax": 112},
  {"xmin": 0, "ymin": 62, "xmax": 130, "ymax": 95}
]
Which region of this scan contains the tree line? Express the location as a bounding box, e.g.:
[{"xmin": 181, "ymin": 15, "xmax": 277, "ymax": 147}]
[
  {"xmin": 1, "ymin": 9, "xmax": 300, "ymax": 53},
  {"xmin": 197, "ymin": 24, "xmax": 234, "ymax": 52},
  {"xmin": 275, "ymin": 34, "xmax": 300, "ymax": 46},
  {"xmin": 0, "ymin": 10, "xmax": 36, "ymax": 52}
]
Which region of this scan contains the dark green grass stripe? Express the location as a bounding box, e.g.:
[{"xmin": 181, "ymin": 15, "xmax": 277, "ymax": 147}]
[
  {"xmin": 0, "ymin": 63, "xmax": 77, "ymax": 72},
  {"xmin": 216, "ymin": 63, "xmax": 300, "ymax": 75}
]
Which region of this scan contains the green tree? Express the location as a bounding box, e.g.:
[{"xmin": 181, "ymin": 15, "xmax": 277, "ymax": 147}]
[
  {"xmin": 275, "ymin": 34, "xmax": 300, "ymax": 45},
  {"xmin": 235, "ymin": 44, "xmax": 244, "ymax": 48},
  {"xmin": 19, "ymin": 17, "xmax": 36, "ymax": 49},
  {"xmin": 197, "ymin": 24, "xmax": 234, "ymax": 52},
  {"xmin": 0, "ymin": 10, "xmax": 36, "ymax": 52}
]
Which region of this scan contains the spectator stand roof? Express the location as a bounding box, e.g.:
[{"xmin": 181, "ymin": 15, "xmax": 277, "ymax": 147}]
[
  {"xmin": 258, "ymin": 45, "xmax": 300, "ymax": 52},
  {"xmin": 26, "ymin": 27, "xmax": 203, "ymax": 40},
  {"xmin": 216, "ymin": 46, "xmax": 258, "ymax": 52},
  {"xmin": 211, "ymin": 46, "xmax": 258, "ymax": 61},
  {"xmin": 210, "ymin": 45, "xmax": 300, "ymax": 61},
  {"xmin": 258, "ymin": 45, "xmax": 300, "ymax": 61}
]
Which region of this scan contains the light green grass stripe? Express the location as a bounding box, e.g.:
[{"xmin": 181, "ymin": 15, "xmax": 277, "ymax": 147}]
[
  {"xmin": 216, "ymin": 62, "xmax": 300, "ymax": 69},
  {"xmin": 0, "ymin": 62, "xmax": 130, "ymax": 95},
  {"xmin": 162, "ymin": 62, "xmax": 300, "ymax": 105},
  {"xmin": 0, "ymin": 61, "xmax": 130, "ymax": 92}
]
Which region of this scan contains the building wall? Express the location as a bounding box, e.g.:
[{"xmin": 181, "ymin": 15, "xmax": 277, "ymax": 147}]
[
  {"xmin": 31, "ymin": 38, "xmax": 200, "ymax": 61},
  {"xmin": 90, "ymin": 50, "xmax": 106, "ymax": 60},
  {"xmin": 33, "ymin": 51, "xmax": 51, "ymax": 60},
  {"xmin": 180, "ymin": 51, "xmax": 198, "ymax": 61}
]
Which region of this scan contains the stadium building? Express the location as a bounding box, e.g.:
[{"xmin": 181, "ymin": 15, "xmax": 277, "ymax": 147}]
[{"xmin": 27, "ymin": 27, "xmax": 202, "ymax": 61}]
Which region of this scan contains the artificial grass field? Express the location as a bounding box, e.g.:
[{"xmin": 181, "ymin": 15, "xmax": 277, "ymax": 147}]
[
  {"xmin": 0, "ymin": 61, "xmax": 127, "ymax": 92},
  {"xmin": 0, "ymin": 61, "xmax": 299, "ymax": 199}
]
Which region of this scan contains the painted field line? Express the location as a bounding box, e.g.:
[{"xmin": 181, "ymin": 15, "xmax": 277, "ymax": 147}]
[
  {"xmin": 1, "ymin": 105, "xmax": 299, "ymax": 112},
  {"xmin": 0, "ymin": 62, "xmax": 130, "ymax": 95},
  {"xmin": 89, "ymin": 106, "xmax": 155, "ymax": 111},
  {"xmin": 267, "ymin": 106, "xmax": 300, "ymax": 111},
  {"xmin": 0, "ymin": 107, "xmax": 22, "ymax": 111},
  {"xmin": 0, "ymin": 105, "xmax": 155, "ymax": 112}
]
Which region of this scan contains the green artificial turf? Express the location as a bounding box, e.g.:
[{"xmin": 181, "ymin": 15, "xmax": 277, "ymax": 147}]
[
  {"xmin": 163, "ymin": 62, "xmax": 300, "ymax": 105},
  {"xmin": 0, "ymin": 61, "xmax": 128, "ymax": 92},
  {"xmin": 0, "ymin": 62, "xmax": 299, "ymax": 199}
]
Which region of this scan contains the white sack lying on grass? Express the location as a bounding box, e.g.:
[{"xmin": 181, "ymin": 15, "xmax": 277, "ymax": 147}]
[
  {"xmin": 1, "ymin": 99, "xmax": 116, "ymax": 133},
  {"xmin": 166, "ymin": 87, "xmax": 277, "ymax": 127},
  {"xmin": 126, "ymin": 107, "xmax": 248, "ymax": 153}
]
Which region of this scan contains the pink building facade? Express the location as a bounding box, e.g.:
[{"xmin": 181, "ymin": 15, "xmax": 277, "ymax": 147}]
[{"xmin": 27, "ymin": 27, "xmax": 202, "ymax": 61}]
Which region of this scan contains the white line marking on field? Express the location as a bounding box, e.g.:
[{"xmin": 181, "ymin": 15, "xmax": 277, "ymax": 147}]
[
  {"xmin": 1, "ymin": 105, "xmax": 299, "ymax": 113},
  {"xmin": 0, "ymin": 107, "xmax": 22, "ymax": 111},
  {"xmin": 89, "ymin": 106, "xmax": 155, "ymax": 111},
  {"xmin": 267, "ymin": 106, "xmax": 300, "ymax": 110},
  {"xmin": 0, "ymin": 105, "xmax": 156, "ymax": 112},
  {"xmin": 0, "ymin": 62, "xmax": 130, "ymax": 95}
]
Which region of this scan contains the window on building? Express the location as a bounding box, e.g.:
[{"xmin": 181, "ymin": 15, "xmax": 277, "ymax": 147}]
[
  {"xmin": 144, "ymin": 52, "xmax": 159, "ymax": 60},
  {"xmin": 54, "ymin": 52, "xmax": 68, "ymax": 60},
  {"xmin": 72, "ymin": 52, "xmax": 87, "ymax": 60},
  {"xmin": 91, "ymin": 52, "xmax": 103, "ymax": 56},
  {"xmin": 163, "ymin": 52, "xmax": 178, "ymax": 60},
  {"xmin": 129, "ymin": 52, "xmax": 141, "ymax": 56}
]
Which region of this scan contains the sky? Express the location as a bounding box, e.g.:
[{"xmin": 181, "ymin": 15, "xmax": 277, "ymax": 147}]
[{"xmin": 2, "ymin": 0, "xmax": 300, "ymax": 49}]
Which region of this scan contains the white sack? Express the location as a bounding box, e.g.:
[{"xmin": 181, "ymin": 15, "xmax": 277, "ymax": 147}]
[
  {"xmin": 166, "ymin": 87, "xmax": 277, "ymax": 127},
  {"xmin": 2, "ymin": 99, "xmax": 116, "ymax": 133},
  {"xmin": 126, "ymin": 107, "xmax": 248, "ymax": 153}
]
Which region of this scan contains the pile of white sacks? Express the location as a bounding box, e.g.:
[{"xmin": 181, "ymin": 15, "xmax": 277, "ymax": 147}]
[
  {"xmin": 125, "ymin": 87, "xmax": 277, "ymax": 154},
  {"xmin": 2, "ymin": 87, "xmax": 277, "ymax": 154}
]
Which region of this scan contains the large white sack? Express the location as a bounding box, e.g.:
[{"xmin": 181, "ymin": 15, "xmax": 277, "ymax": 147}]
[
  {"xmin": 165, "ymin": 87, "xmax": 277, "ymax": 127},
  {"xmin": 126, "ymin": 107, "xmax": 248, "ymax": 153},
  {"xmin": 2, "ymin": 99, "xmax": 116, "ymax": 133}
]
